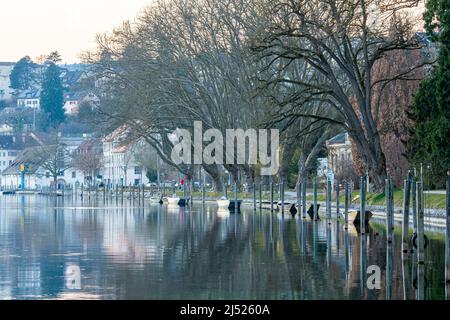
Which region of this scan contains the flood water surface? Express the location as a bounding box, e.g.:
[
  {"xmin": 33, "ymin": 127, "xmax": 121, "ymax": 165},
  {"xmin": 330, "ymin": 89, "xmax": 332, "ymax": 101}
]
[{"xmin": 0, "ymin": 195, "xmax": 447, "ymax": 299}]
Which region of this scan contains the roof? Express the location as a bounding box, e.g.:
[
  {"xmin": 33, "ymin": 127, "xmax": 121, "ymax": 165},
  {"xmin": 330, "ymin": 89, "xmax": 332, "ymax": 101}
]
[
  {"xmin": 103, "ymin": 125, "xmax": 130, "ymax": 143},
  {"xmin": 16, "ymin": 89, "xmax": 40, "ymax": 99},
  {"xmin": 0, "ymin": 132, "xmax": 47, "ymax": 150},
  {"xmin": 2, "ymin": 146, "xmax": 47, "ymax": 175},
  {"xmin": 326, "ymin": 133, "xmax": 347, "ymax": 146}
]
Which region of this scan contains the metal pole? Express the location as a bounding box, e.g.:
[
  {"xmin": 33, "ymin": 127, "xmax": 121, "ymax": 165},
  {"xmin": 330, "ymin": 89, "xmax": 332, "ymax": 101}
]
[
  {"xmin": 313, "ymin": 176, "xmax": 318, "ymax": 221},
  {"xmin": 296, "ymin": 181, "xmax": 301, "ymax": 218},
  {"xmin": 302, "ymin": 178, "xmax": 307, "ymax": 220},
  {"xmin": 402, "ymin": 172, "xmax": 411, "ymax": 253},
  {"xmin": 344, "ymin": 180, "xmax": 349, "ymax": 230},
  {"xmin": 336, "ymin": 180, "xmax": 340, "ymax": 219},
  {"xmin": 201, "ymin": 181, "xmax": 205, "ymax": 204},
  {"xmin": 416, "ymin": 181, "xmax": 425, "ymax": 265},
  {"xmin": 326, "ymin": 177, "xmax": 332, "ymax": 222},
  {"xmin": 234, "ymin": 181, "xmax": 238, "ymax": 214},
  {"xmin": 386, "ymin": 177, "xmax": 394, "ymax": 243},
  {"xmin": 446, "ymin": 165, "xmax": 450, "ymax": 289},
  {"xmin": 360, "ymin": 175, "xmax": 366, "ymax": 234},
  {"xmin": 412, "ymin": 172, "xmax": 417, "ymax": 235},
  {"xmin": 280, "ymin": 180, "xmax": 285, "ymax": 214},
  {"xmin": 259, "ymin": 180, "xmax": 262, "ymax": 211},
  {"xmin": 270, "ymin": 181, "xmax": 274, "ymax": 212},
  {"xmin": 253, "ymin": 182, "xmax": 256, "ymax": 211}
]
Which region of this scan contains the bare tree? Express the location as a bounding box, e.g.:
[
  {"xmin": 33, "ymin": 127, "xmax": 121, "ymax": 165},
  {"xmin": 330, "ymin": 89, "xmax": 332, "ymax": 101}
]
[
  {"xmin": 35, "ymin": 137, "xmax": 72, "ymax": 188},
  {"xmin": 252, "ymin": 0, "xmax": 430, "ymax": 190}
]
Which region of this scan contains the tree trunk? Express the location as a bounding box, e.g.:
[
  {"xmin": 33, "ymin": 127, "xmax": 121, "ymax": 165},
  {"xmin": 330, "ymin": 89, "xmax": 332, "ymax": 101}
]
[
  {"xmin": 350, "ymin": 130, "xmax": 387, "ymax": 191},
  {"xmin": 202, "ymin": 164, "xmax": 223, "ymax": 193}
]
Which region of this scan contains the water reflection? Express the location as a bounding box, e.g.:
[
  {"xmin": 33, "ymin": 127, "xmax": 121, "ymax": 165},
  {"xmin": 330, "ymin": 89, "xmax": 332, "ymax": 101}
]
[{"xmin": 0, "ymin": 195, "xmax": 446, "ymax": 299}]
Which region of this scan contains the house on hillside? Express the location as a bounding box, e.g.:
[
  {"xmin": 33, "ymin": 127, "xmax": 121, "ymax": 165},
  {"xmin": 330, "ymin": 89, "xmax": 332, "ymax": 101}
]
[
  {"xmin": 16, "ymin": 90, "xmax": 40, "ymax": 109},
  {"xmin": 63, "ymin": 91, "xmax": 99, "ymax": 115}
]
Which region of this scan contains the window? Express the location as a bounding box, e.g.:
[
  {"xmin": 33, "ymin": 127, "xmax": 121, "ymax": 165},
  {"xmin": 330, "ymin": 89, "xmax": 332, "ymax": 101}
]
[
  {"xmin": 72, "ymin": 171, "xmax": 76, "ymax": 178},
  {"xmin": 134, "ymin": 179, "xmax": 140, "ymax": 186},
  {"xmin": 134, "ymin": 166, "xmax": 142, "ymax": 174}
]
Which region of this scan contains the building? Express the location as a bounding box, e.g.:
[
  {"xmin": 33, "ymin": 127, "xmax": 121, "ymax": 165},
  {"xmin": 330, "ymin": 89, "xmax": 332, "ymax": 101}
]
[
  {"xmin": 326, "ymin": 133, "xmax": 353, "ymax": 178},
  {"xmin": 16, "ymin": 90, "xmax": 40, "ymax": 109},
  {"xmin": 1, "ymin": 145, "xmax": 84, "ymax": 190},
  {"xmin": 0, "ymin": 62, "xmax": 14, "ymax": 102},
  {"xmin": 102, "ymin": 126, "xmax": 148, "ymax": 187},
  {"xmin": 63, "ymin": 91, "xmax": 99, "ymax": 115}
]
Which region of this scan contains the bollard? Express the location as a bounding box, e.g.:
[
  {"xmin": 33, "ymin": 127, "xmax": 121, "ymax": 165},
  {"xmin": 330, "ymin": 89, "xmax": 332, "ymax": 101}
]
[
  {"xmin": 336, "ymin": 180, "xmax": 340, "ymax": 219},
  {"xmin": 313, "ymin": 176, "xmax": 318, "ymax": 221},
  {"xmin": 270, "ymin": 181, "xmax": 274, "ymax": 212},
  {"xmin": 402, "ymin": 172, "xmax": 411, "ymax": 253},
  {"xmin": 344, "ymin": 180, "xmax": 349, "ymax": 230},
  {"xmin": 253, "ymin": 182, "xmax": 256, "ymax": 211},
  {"xmin": 385, "ymin": 177, "xmax": 394, "ymax": 243},
  {"xmin": 416, "ymin": 181, "xmax": 425, "ymax": 264},
  {"xmin": 280, "ymin": 180, "xmax": 285, "ymax": 214},
  {"xmin": 360, "ymin": 175, "xmax": 366, "ymax": 234},
  {"xmin": 326, "ymin": 177, "xmax": 332, "ymax": 222},
  {"xmin": 302, "ymin": 178, "xmax": 307, "ymax": 220}
]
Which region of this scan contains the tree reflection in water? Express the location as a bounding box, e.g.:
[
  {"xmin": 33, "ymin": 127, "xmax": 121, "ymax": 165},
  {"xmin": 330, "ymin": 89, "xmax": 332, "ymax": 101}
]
[{"xmin": 0, "ymin": 195, "xmax": 446, "ymax": 299}]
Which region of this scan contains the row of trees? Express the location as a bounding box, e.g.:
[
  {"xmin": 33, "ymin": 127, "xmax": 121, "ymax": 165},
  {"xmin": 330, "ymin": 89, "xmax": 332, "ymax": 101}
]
[{"xmin": 85, "ymin": 0, "xmax": 435, "ymax": 191}]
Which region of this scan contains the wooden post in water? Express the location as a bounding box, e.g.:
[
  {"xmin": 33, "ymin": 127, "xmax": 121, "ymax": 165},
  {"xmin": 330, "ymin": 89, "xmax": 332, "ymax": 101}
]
[
  {"xmin": 402, "ymin": 172, "xmax": 411, "ymax": 253},
  {"xmin": 446, "ymin": 166, "xmax": 450, "ymax": 289},
  {"xmin": 360, "ymin": 175, "xmax": 367, "ymax": 234},
  {"xmin": 386, "ymin": 177, "xmax": 394, "ymax": 243},
  {"xmin": 270, "ymin": 181, "xmax": 274, "ymax": 212},
  {"xmin": 280, "ymin": 180, "xmax": 285, "ymax": 214},
  {"xmin": 344, "ymin": 180, "xmax": 349, "ymax": 230},
  {"xmin": 253, "ymin": 182, "xmax": 256, "ymax": 211},
  {"xmin": 336, "ymin": 180, "xmax": 340, "ymax": 219},
  {"xmin": 313, "ymin": 176, "xmax": 318, "ymax": 221},
  {"xmin": 121, "ymin": 184, "xmax": 124, "ymax": 203},
  {"xmin": 416, "ymin": 180, "xmax": 425, "ymax": 265},
  {"xmin": 326, "ymin": 177, "xmax": 332, "ymax": 223},
  {"xmin": 302, "ymin": 178, "xmax": 307, "ymax": 220}
]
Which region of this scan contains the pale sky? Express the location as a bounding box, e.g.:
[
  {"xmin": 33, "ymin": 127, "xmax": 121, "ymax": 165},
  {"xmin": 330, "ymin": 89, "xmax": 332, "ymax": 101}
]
[{"xmin": 0, "ymin": 0, "xmax": 153, "ymax": 63}]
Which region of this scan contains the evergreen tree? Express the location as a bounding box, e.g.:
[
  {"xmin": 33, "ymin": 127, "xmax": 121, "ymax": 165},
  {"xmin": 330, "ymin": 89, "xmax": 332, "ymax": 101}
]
[
  {"xmin": 40, "ymin": 63, "xmax": 65, "ymax": 128},
  {"xmin": 9, "ymin": 56, "xmax": 35, "ymax": 90},
  {"xmin": 407, "ymin": 0, "xmax": 450, "ymax": 188}
]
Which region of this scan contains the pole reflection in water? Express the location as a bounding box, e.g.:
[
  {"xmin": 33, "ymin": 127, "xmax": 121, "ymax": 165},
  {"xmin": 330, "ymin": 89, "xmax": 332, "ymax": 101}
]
[
  {"xmin": 402, "ymin": 253, "xmax": 411, "ymax": 300},
  {"xmin": 386, "ymin": 243, "xmax": 393, "ymax": 300},
  {"xmin": 0, "ymin": 195, "xmax": 447, "ymax": 300},
  {"xmin": 359, "ymin": 235, "xmax": 367, "ymax": 298}
]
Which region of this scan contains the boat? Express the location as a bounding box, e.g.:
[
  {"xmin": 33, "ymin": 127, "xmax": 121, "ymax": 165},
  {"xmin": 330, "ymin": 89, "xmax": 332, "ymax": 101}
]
[
  {"xmin": 216, "ymin": 197, "xmax": 230, "ymax": 209},
  {"xmin": 166, "ymin": 196, "xmax": 180, "ymax": 205}
]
